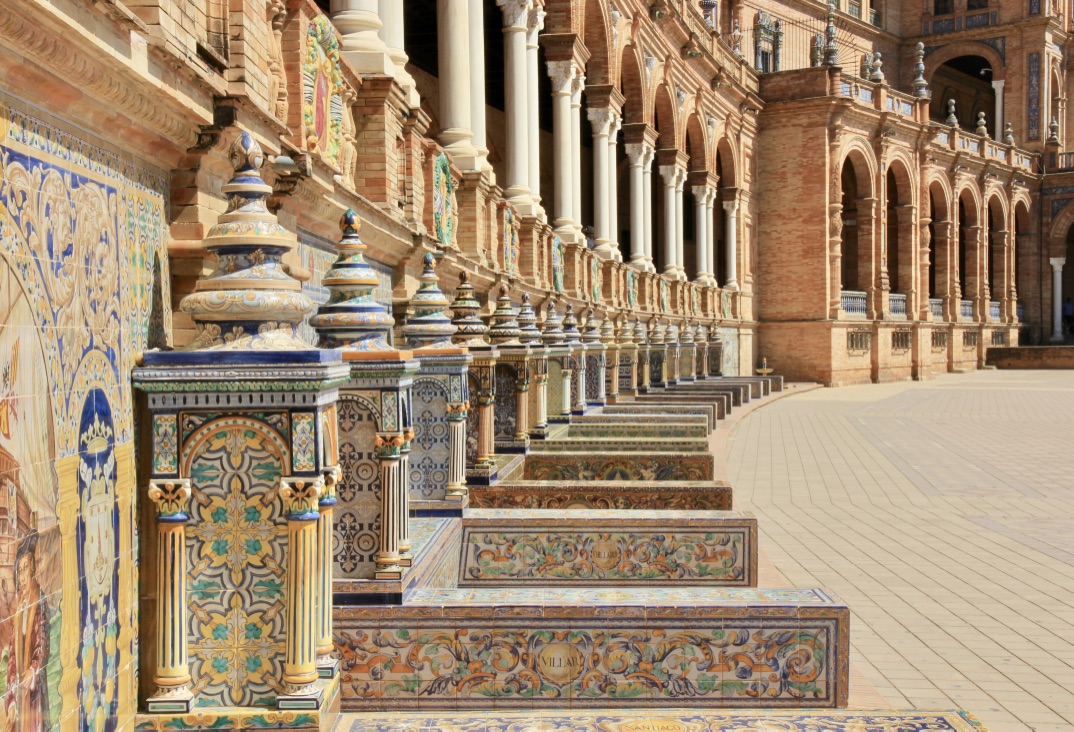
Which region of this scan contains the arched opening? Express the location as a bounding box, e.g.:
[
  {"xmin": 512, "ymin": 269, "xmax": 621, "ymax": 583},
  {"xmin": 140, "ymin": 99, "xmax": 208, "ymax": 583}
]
[
  {"xmin": 651, "ymin": 84, "xmax": 677, "ymax": 275},
  {"xmin": 618, "ymin": 45, "xmax": 647, "ymax": 261},
  {"xmin": 1014, "ymin": 201, "xmax": 1031, "ymax": 324},
  {"xmin": 957, "ymin": 189, "xmax": 979, "ymax": 310},
  {"xmin": 986, "ymin": 196, "xmax": 1006, "ymax": 312},
  {"xmin": 714, "ymin": 139, "xmax": 736, "ymax": 287},
  {"xmin": 884, "ymin": 162, "xmax": 914, "ymax": 307},
  {"xmin": 927, "ymin": 181, "xmax": 951, "ymax": 310},
  {"xmin": 930, "ymin": 55, "xmax": 996, "ymax": 135},
  {"xmin": 840, "ymin": 154, "xmax": 872, "ymax": 295},
  {"xmin": 683, "ymin": 113, "xmax": 708, "ymax": 280}
]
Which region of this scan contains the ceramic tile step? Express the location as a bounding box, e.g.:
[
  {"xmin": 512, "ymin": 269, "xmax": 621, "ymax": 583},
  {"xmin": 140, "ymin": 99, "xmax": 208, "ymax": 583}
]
[
  {"xmin": 521, "ymin": 451, "xmax": 714, "ymax": 481},
  {"xmin": 469, "ymin": 479, "xmax": 732, "ymax": 510},
  {"xmin": 333, "ymin": 517, "xmax": 459, "ymax": 598},
  {"xmin": 633, "ymin": 392, "xmax": 732, "ymax": 416},
  {"xmin": 333, "ymin": 587, "xmax": 850, "ymax": 711},
  {"xmin": 564, "ymin": 421, "xmax": 709, "ymax": 440},
  {"xmin": 136, "ymin": 679, "xmax": 341, "ymax": 730},
  {"xmin": 458, "ymin": 508, "xmax": 757, "ymax": 586},
  {"xmin": 599, "ymin": 403, "xmax": 718, "ymax": 429},
  {"xmin": 668, "ymin": 382, "xmax": 750, "ymax": 404},
  {"xmin": 570, "ymin": 412, "xmax": 709, "ymax": 428},
  {"xmin": 708, "ymin": 377, "xmax": 770, "ymax": 398},
  {"xmin": 336, "ymin": 709, "xmax": 987, "ymax": 731},
  {"xmin": 528, "ymin": 436, "xmax": 709, "ymax": 453}
]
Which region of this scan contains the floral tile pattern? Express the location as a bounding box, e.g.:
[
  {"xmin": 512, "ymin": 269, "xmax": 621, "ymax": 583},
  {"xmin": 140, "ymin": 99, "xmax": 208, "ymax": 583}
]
[
  {"xmin": 335, "ymin": 708, "xmax": 988, "ymax": 731},
  {"xmin": 469, "ymin": 481, "xmax": 732, "ymax": 511},
  {"xmin": 522, "ymin": 454, "xmax": 714, "ymax": 481},
  {"xmin": 458, "ymin": 511, "xmax": 756, "ymax": 586}
]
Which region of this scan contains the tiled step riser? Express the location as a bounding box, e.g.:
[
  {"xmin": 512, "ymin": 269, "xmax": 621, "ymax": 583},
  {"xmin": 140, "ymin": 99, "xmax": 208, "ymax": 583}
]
[
  {"xmin": 564, "ymin": 423, "xmax": 710, "ymax": 440},
  {"xmin": 600, "ymin": 405, "xmax": 718, "ymax": 429},
  {"xmin": 570, "ymin": 413, "xmax": 709, "ymax": 427},
  {"xmin": 459, "ymin": 510, "xmax": 757, "ymax": 587},
  {"xmin": 633, "ymin": 393, "xmax": 732, "ymax": 415},
  {"xmin": 669, "ymin": 385, "xmax": 749, "ymax": 405},
  {"xmin": 469, "ymin": 480, "xmax": 732, "ymax": 510},
  {"xmin": 528, "ymin": 439, "xmax": 709, "ymax": 453},
  {"xmin": 521, "ymin": 453, "xmax": 714, "ymax": 481},
  {"xmin": 334, "ymin": 588, "xmax": 850, "ymax": 711}
]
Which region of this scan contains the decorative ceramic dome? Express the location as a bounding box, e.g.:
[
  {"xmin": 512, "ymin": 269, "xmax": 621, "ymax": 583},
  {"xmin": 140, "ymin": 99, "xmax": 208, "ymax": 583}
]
[
  {"xmin": 449, "ymin": 271, "xmax": 489, "ymax": 346},
  {"xmin": 401, "ymin": 252, "xmax": 456, "ymax": 349},
  {"xmin": 487, "ymin": 285, "xmax": 522, "ymax": 346}
]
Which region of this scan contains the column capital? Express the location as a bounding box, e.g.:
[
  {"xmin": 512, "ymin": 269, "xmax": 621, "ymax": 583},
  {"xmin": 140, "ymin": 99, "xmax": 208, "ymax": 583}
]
[
  {"xmin": 497, "ymin": 0, "xmax": 533, "ymax": 29},
  {"xmin": 587, "ymin": 106, "xmax": 617, "ymax": 135},
  {"xmin": 527, "ymin": 5, "xmax": 545, "ymax": 35},
  {"xmin": 148, "ymin": 479, "xmax": 192, "ymax": 522},
  {"xmin": 625, "ymin": 142, "xmax": 654, "ymax": 165},
  {"xmin": 1051, "ymin": 257, "xmax": 1066, "ymax": 270},
  {"xmin": 691, "ymin": 185, "xmax": 717, "ymax": 204},
  {"xmin": 571, "ymin": 73, "xmax": 586, "ymax": 103},
  {"xmin": 547, "ymin": 59, "xmax": 578, "ymax": 93},
  {"xmin": 723, "ymin": 198, "xmax": 739, "ymax": 213},
  {"xmin": 659, "ymin": 164, "xmax": 686, "ymax": 185},
  {"xmin": 279, "ymin": 476, "xmax": 324, "ymax": 521}
]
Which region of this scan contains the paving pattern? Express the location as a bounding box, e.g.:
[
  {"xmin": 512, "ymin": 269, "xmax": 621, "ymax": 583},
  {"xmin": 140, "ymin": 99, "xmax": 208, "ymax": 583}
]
[{"xmin": 728, "ymin": 370, "xmax": 1074, "ymax": 732}]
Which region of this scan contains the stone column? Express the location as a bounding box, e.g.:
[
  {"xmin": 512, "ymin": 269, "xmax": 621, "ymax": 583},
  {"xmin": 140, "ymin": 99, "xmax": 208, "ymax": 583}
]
[
  {"xmin": 475, "ymin": 380, "xmax": 496, "ymax": 468},
  {"xmin": 608, "ymin": 114, "xmax": 622, "ymax": 259},
  {"xmin": 572, "ymin": 352, "xmax": 588, "ymax": 413},
  {"xmin": 1051, "ymin": 257, "xmax": 1066, "ymax": 342},
  {"xmin": 499, "ymin": 0, "xmax": 534, "ymax": 208},
  {"xmin": 992, "ymin": 80, "xmax": 1005, "ymax": 142},
  {"xmin": 626, "ymin": 143, "xmax": 647, "ymax": 268},
  {"xmin": 588, "ymin": 107, "xmax": 615, "ymax": 257},
  {"xmin": 919, "ymin": 217, "xmax": 933, "ymax": 320},
  {"xmin": 642, "ymin": 148, "xmax": 656, "ymax": 272},
  {"xmin": 377, "ymin": 0, "xmax": 418, "ymax": 106},
  {"xmin": 399, "ymin": 430, "xmax": 412, "ymax": 557},
  {"xmin": 570, "ymin": 75, "xmax": 585, "ymax": 236},
  {"xmin": 146, "ymin": 480, "xmax": 193, "ymax": 712},
  {"xmin": 828, "ymin": 203, "xmax": 843, "ymax": 318},
  {"xmin": 438, "ymin": 0, "xmax": 478, "ymax": 169},
  {"xmin": 279, "ymin": 477, "xmax": 323, "ymax": 704},
  {"xmin": 373, "ymin": 436, "xmax": 404, "ymax": 576},
  {"xmin": 316, "ymin": 466, "xmax": 340, "ymax": 676},
  {"xmin": 514, "ymin": 366, "xmax": 531, "ymax": 441},
  {"xmin": 469, "ymin": 0, "xmax": 490, "ymax": 167},
  {"xmin": 548, "ymin": 61, "xmax": 577, "ymax": 237},
  {"xmin": 660, "ymin": 166, "xmax": 680, "ymax": 278},
  {"xmin": 559, "ymin": 360, "xmax": 573, "ymax": 418},
  {"xmin": 527, "ymin": 7, "xmax": 544, "ymax": 213},
  {"xmin": 693, "ymin": 186, "xmax": 712, "ymax": 284},
  {"xmin": 705, "ymin": 188, "xmax": 717, "ymax": 286},
  {"xmin": 445, "ymin": 404, "xmax": 468, "ymax": 499},
  {"xmin": 331, "ymin": 0, "xmax": 394, "ymax": 75},
  {"xmin": 675, "ymin": 169, "xmax": 687, "ymax": 281},
  {"xmin": 723, "ymin": 196, "xmax": 740, "ymax": 290},
  {"xmin": 533, "ymin": 367, "xmax": 549, "ymax": 433}
]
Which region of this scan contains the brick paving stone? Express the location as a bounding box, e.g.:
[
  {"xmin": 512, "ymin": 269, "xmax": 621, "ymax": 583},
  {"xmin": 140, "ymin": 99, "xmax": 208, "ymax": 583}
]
[{"xmin": 727, "ymin": 371, "xmax": 1074, "ymax": 731}]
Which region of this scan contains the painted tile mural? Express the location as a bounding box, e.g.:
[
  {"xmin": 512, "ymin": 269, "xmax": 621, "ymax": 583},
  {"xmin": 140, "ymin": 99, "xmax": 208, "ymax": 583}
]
[
  {"xmin": 0, "ymin": 98, "xmax": 169, "ymax": 729},
  {"xmin": 409, "ymin": 378, "xmax": 450, "ymax": 500}
]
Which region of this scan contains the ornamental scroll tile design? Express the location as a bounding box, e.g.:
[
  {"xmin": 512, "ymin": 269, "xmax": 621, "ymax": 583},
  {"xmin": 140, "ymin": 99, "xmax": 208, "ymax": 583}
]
[
  {"xmin": 334, "ymin": 396, "xmax": 381, "ymax": 578},
  {"xmin": 184, "ymin": 419, "xmax": 288, "ymax": 707},
  {"xmin": 409, "ymin": 378, "xmax": 451, "ymax": 500}
]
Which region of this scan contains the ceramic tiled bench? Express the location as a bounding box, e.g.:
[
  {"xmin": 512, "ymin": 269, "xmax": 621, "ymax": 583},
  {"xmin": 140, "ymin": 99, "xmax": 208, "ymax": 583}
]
[
  {"xmin": 458, "ymin": 508, "xmax": 757, "ymax": 587},
  {"xmin": 667, "ymin": 382, "xmax": 750, "ymax": 406},
  {"xmin": 599, "ymin": 403, "xmax": 719, "ymax": 428},
  {"xmin": 333, "ymin": 587, "xmax": 850, "ymax": 710},
  {"xmin": 528, "ymin": 436, "xmax": 710, "ymax": 453},
  {"xmin": 521, "ymin": 452, "xmax": 714, "ymax": 481},
  {"xmin": 634, "ymin": 391, "xmax": 732, "ymax": 415},
  {"xmin": 468, "ymin": 479, "xmax": 732, "ymax": 510},
  {"xmin": 562, "ymin": 421, "xmax": 710, "ymax": 440},
  {"xmin": 569, "ymin": 412, "xmax": 710, "ymax": 429}
]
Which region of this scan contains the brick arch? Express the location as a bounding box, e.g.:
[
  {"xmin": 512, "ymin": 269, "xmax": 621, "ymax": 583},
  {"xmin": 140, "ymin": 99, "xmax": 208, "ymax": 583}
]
[
  {"xmin": 956, "ymin": 182, "xmax": 982, "ymax": 227},
  {"xmin": 884, "ymin": 153, "xmax": 916, "ymax": 208},
  {"xmin": 924, "ymin": 42, "xmax": 1005, "ymax": 82},
  {"xmin": 684, "ymin": 110, "xmax": 709, "ymax": 172},
  {"xmin": 653, "ymin": 81, "xmax": 679, "ymax": 150},
  {"xmin": 716, "ymin": 136, "xmax": 738, "ymax": 189},
  {"xmin": 985, "ymin": 190, "xmax": 1009, "ymax": 229},
  {"xmin": 619, "ymin": 42, "xmax": 649, "ymax": 126},
  {"xmin": 580, "ymin": 0, "xmax": 613, "ymax": 86},
  {"xmin": 926, "ymin": 175, "xmax": 953, "ymax": 223},
  {"xmin": 838, "ymin": 140, "xmax": 877, "ymax": 199},
  {"xmin": 1047, "ymin": 202, "xmax": 1074, "ymax": 258}
]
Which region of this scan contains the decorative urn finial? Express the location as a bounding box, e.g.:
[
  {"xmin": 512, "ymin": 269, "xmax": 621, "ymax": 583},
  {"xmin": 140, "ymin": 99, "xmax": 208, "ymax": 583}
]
[
  {"xmin": 562, "ymin": 304, "xmax": 582, "ymax": 344},
  {"xmin": 487, "ymin": 284, "xmax": 523, "ymax": 346},
  {"xmin": 517, "ymin": 292, "xmax": 543, "ymax": 345},
  {"xmin": 581, "ymin": 307, "xmax": 602, "ymax": 344},
  {"xmin": 449, "ymin": 271, "xmax": 490, "ymax": 346},
  {"xmin": 401, "ymin": 252, "xmax": 456, "ymax": 349},
  {"xmin": 541, "ymin": 297, "xmax": 565, "ymax": 345}
]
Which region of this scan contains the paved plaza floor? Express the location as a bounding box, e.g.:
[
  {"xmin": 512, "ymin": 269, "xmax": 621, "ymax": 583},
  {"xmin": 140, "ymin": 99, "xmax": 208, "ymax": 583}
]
[{"xmin": 727, "ymin": 370, "xmax": 1074, "ymax": 732}]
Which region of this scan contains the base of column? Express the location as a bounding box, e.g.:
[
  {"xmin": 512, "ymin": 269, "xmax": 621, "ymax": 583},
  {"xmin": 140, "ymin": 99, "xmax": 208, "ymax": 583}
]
[
  {"xmin": 440, "ymin": 132, "xmax": 481, "ymax": 172},
  {"xmin": 398, "ymin": 551, "xmax": 413, "ymax": 567},
  {"xmin": 277, "ymin": 684, "xmax": 324, "ymax": 711},
  {"xmin": 339, "ymin": 48, "xmax": 395, "ymax": 77},
  {"xmin": 146, "ymin": 688, "xmax": 194, "ymax": 714},
  {"xmin": 317, "ymin": 657, "xmax": 341, "ymax": 679},
  {"xmin": 444, "ymin": 486, "xmax": 468, "ymax": 501},
  {"xmin": 375, "ymin": 564, "xmax": 405, "ymax": 580},
  {"xmin": 725, "ymin": 280, "xmax": 740, "ymax": 291},
  {"xmin": 593, "ymin": 241, "xmax": 615, "ymax": 259},
  {"xmin": 629, "ymin": 254, "xmax": 648, "ymax": 269},
  {"xmin": 1051, "ymin": 333, "xmax": 1066, "ymax": 343},
  {"xmin": 695, "ymin": 272, "xmax": 714, "ymax": 286}
]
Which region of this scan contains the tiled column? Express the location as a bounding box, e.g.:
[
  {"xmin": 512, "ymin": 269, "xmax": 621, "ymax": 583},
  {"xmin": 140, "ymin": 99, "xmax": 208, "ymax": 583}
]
[
  {"xmin": 526, "ymin": 6, "xmax": 544, "ymax": 214},
  {"xmin": 146, "ymin": 479, "xmax": 193, "ymax": 713},
  {"xmin": 278, "ymin": 477, "xmax": 324, "ymax": 706},
  {"xmin": 445, "ymin": 404, "xmax": 469, "ymax": 500},
  {"xmin": 316, "ymin": 466, "xmax": 340, "ymax": 677},
  {"xmin": 919, "ymin": 216, "xmax": 933, "ymax": 320},
  {"xmin": 399, "ymin": 429, "xmax": 413, "ymax": 556},
  {"xmin": 548, "ymin": 60, "xmax": 578, "ymax": 238},
  {"xmin": 514, "ymin": 364, "xmax": 531, "ymax": 441},
  {"xmin": 499, "ymin": 0, "xmax": 534, "ymax": 209},
  {"xmin": 373, "ymin": 436, "xmax": 405, "ymax": 576},
  {"xmin": 475, "ymin": 371, "xmax": 496, "ymax": 468},
  {"xmin": 588, "ymin": 106, "xmax": 616, "ymax": 257},
  {"xmin": 828, "ymin": 203, "xmax": 843, "ymax": 318},
  {"xmin": 438, "ymin": 0, "xmax": 479, "ymax": 169}
]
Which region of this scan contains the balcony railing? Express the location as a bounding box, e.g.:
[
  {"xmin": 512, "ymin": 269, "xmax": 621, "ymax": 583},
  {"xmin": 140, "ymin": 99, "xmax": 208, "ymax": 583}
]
[
  {"xmin": 930, "ymin": 298, "xmax": 944, "ymax": 319},
  {"xmin": 841, "ymin": 290, "xmax": 868, "ymax": 317},
  {"xmin": 870, "ymin": 8, "xmax": 881, "ymax": 26},
  {"xmin": 988, "ymin": 301, "xmax": 1001, "ymax": 320},
  {"xmin": 1058, "ymin": 152, "xmax": 1074, "ymax": 172},
  {"xmin": 847, "ymin": 0, "xmax": 861, "ymax": 18},
  {"xmin": 960, "ymin": 300, "xmax": 974, "ymax": 320},
  {"xmin": 888, "ymin": 293, "xmax": 907, "ymax": 318}
]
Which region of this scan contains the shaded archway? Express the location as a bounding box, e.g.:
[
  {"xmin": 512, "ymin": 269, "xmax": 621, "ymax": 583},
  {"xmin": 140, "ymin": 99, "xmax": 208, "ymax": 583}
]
[
  {"xmin": 713, "ymin": 138, "xmax": 737, "ymax": 287},
  {"xmin": 651, "ymin": 83, "xmax": 678, "ymax": 275},
  {"xmin": 926, "ymin": 179, "xmax": 953, "ymax": 315},
  {"xmin": 885, "ymin": 159, "xmax": 915, "ymax": 313},
  {"xmin": 929, "ymin": 55, "xmax": 997, "ymax": 135},
  {"xmin": 682, "ymin": 111, "xmax": 708, "ymax": 279},
  {"xmin": 957, "ymin": 187, "xmax": 981, "ymax": 313},
  {"xmin": 839, "ymin": 149, "xmax": 875, "ymax": 297},
  {"xmin": 1013, "ymin": 200, "xmax": 1031, "ymax": 324}
]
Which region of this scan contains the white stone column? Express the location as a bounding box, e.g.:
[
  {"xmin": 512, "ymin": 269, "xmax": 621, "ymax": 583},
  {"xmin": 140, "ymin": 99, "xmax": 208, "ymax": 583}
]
[
  {"xmin": 692, "ymin": 186, "xmax": 712, "ymax": 284},
  {"xmin": 588, "ymin": 107, "xmax": 615, "ymax": 258},
  {"xmin": 1051, "ymin": 257, "xmax": 1066, "ymax": 342},
  {"xmin": 674, "ymin": 169, "xmax": 687, "ymax": 281},
  {"xmin": 332, "ymin": 0, "xmax": 394, "ymax": 75},
  {"xmin": 642, "ymin": 148, "xmax": 655, "ymax": 272},
  {"xmin": 438, "ymin": 0, "xmax": 478, "ymax": 169},
  {"xmin": 377, "ymin": 0, "xmax": 418, "ymax": 106},
  {"xmin": 498, "ymin": 0, "xmax": 533, "ymax": 207},
  {"xmin": 468, "ymin": 0, "xmax": 490, "ymax": 168},
  {"xmin": 548, "ymin": 61, "xmax": 577, "ymax": 237},
  {"xmin": 705, "ymin": 188, "xmax": 716, "ymax": 286},
  {"xmin": 570, "ymin": 75, "xmax": 585, "ymax": 236},
  {"xmin": 723, "ymin": 196, "xmax": 740, "ymax": 290},
  {"xmin": 992, "ymin": 80, "xmax": 1005, "ymax": 142},
  {"xmin": 659, "ymin": 165, "xmax": 679, "ymax": 277},
  {"xmin": 626, "ymin": 143, "xmax": 647, "ymax": 268},
  {"xmin": 607, "ymin": 114, "xmax": 622, "ymax": 260},
  {"xmin": 526, "ymin": 7, "xmax": 544, "ymax": 214}
]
